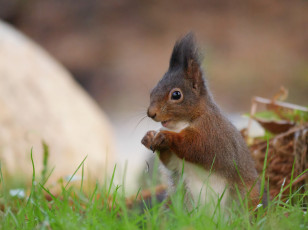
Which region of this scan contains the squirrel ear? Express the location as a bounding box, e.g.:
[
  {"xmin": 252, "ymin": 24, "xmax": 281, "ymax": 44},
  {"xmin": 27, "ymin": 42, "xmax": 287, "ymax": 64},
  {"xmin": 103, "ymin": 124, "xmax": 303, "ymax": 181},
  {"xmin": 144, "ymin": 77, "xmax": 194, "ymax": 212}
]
[
  {"xmin": 186, "ymin": 58, "xmax": 202, "ymax": 90},
  {"xmin": 169, "ymin": 33, "xmax": 204, "ymax": 90}
]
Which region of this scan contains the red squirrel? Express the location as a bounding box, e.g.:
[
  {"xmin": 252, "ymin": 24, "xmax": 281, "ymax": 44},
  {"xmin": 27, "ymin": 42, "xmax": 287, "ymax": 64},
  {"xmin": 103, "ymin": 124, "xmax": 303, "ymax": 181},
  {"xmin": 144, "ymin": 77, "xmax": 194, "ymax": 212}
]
[{"xmin": 141, "ymin": 33, "xmax": 260, "ymax": 211}]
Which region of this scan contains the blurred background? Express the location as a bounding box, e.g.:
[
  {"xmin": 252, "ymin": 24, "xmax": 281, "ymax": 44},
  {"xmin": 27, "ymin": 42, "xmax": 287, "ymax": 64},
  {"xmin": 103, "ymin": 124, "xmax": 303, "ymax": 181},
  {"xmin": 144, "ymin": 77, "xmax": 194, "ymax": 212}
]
[{"xmin": 1, "ymin": 0, "xmax": 307, "ymax": 192}]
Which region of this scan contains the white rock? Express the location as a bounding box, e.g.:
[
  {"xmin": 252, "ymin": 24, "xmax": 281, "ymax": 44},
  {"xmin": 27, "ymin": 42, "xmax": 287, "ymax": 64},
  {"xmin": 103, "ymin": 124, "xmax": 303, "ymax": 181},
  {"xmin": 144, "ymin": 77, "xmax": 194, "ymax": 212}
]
[{"xmin": 0, "ymin": 21, "xmax": 115, "ymax": 190}]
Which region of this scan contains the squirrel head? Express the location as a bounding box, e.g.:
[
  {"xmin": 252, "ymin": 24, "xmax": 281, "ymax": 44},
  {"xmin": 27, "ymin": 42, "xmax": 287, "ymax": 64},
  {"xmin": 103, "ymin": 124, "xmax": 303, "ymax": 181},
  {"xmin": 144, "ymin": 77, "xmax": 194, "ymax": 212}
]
[{"xmin": 147, "ymin": 33, "xmax": 210, "ymax": 129}]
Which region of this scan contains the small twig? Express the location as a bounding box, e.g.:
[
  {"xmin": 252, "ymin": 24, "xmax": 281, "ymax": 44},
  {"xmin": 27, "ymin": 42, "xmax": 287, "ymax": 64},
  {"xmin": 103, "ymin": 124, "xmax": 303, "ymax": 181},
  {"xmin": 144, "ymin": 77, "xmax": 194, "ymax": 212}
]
[{"xmin": 253, "ymin": 96, "xmax": 308, "ymax": 112}]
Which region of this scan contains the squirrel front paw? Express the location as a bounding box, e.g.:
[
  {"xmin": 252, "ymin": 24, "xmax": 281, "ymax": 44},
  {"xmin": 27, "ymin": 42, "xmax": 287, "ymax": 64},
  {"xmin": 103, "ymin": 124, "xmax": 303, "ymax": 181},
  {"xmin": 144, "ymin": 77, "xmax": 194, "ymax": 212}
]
[
  {"xmin": 141, "ymin": 130, "xmax": 157, "ymax": 150},
  {"xmin": 152, "ymin": 132, "xmax": 169, "ymax": 151}
]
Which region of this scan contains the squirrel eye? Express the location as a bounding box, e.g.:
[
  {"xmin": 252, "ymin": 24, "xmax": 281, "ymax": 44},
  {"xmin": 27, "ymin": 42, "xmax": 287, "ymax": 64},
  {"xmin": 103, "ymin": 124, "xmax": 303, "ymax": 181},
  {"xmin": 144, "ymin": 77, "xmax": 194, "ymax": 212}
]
[
  {"xmin": 171, "ymin": 91, "xmax": 182, "ymax": 100},
  {"xmin": 169, "ymin": 88, "xmax": 183, "ymax": 102}
]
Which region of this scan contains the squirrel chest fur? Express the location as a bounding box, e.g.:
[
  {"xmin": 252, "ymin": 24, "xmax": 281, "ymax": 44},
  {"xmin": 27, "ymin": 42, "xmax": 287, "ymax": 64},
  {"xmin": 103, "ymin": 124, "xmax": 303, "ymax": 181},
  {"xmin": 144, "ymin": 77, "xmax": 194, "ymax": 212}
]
[
  {"xmin": 141, "ymin": 33, "xmax": 259, "ymax": 210},
  {"xmin": 160, "ymin": 122, "xmax": 230, "ymax": 209}
]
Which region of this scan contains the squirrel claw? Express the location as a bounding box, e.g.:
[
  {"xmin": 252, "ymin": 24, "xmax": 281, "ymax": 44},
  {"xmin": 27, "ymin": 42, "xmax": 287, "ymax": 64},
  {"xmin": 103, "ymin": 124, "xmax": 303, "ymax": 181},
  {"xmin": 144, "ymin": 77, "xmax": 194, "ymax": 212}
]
[
  {"xmin": 152, "ymin": 132, "xmax": 168, "ymax": 150},
  {"xmin": 141, "ymin": 130, "xmax": 157, "ymax": 150}
]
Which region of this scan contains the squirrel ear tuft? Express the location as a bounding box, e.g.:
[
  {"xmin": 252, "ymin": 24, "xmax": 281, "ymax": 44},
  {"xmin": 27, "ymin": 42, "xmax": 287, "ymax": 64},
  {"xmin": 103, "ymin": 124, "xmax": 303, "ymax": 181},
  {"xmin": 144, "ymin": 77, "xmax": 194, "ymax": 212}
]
[
  {"xmin": 169, "ymin": 32, "xmax": 201, "ymax": 69},
  {"xmin": 169, "ymin": 32, "xmax": 203, "ymax": 89}
]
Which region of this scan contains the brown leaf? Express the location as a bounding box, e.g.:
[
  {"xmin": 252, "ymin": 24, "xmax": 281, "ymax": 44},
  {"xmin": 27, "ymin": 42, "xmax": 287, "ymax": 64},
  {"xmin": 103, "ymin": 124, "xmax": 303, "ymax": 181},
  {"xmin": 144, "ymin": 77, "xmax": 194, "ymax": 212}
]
[{"xmin": 254, "ymin": 117, "xmax": 295, "ymax": 134}]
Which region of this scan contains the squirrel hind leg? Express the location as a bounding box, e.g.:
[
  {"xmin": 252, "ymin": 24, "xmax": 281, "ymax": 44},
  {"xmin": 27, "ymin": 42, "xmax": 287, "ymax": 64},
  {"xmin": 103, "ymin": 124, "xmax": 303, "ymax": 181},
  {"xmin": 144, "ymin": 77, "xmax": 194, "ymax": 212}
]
[
  {"xmin": 229, "ymin": 181, "xmax": 261, "ymax": 210},
  {"xmin": 247, "ymin": 182, "xmax": 269, "ymax": 210}
]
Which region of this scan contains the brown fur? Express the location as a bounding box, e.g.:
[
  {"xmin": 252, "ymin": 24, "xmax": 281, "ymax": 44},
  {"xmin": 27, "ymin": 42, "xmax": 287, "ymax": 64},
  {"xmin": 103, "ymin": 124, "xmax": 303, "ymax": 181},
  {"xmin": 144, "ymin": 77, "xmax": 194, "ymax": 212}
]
[{"xmin": 141, "ymin": 33, "xmax": 260, "ymax": 209}]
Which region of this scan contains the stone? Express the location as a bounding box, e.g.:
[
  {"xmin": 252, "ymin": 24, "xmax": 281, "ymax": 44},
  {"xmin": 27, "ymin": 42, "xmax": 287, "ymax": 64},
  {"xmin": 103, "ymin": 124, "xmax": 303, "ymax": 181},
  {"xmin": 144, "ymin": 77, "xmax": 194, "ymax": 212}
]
[{"xmin": 0, "ymin": 21, "xmax": 115, "ymax": 190}]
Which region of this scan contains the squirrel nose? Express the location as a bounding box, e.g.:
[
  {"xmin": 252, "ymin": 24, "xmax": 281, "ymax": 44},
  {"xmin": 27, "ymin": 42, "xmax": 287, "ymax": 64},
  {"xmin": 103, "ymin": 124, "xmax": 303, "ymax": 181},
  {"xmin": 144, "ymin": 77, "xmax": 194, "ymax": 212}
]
[{"xmin": 147, "ymin": 107, "xmax": 156, "ymax": 119}]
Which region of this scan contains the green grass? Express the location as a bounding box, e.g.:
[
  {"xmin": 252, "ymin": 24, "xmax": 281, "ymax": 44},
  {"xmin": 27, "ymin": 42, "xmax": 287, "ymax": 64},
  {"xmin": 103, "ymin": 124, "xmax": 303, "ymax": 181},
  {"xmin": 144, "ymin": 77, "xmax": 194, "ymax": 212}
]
[{"xmin": 0, "ymin": 147, "xmax": 307, "ymax": 230}]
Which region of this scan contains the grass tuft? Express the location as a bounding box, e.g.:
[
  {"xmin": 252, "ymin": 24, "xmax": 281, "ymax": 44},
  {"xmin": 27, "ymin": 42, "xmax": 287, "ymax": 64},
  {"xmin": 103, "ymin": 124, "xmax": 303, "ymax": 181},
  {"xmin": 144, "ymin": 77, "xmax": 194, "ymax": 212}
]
[{"xmin": 0, "ymin": 143, "xmax": 307, "ymax": 229}]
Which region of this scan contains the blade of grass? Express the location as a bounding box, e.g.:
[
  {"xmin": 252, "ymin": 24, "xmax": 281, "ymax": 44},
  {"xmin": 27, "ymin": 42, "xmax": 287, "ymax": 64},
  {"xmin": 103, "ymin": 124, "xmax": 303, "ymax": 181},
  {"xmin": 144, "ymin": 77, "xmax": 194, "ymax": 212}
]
[
  {"xmin": 0, "ymin": 161, "xmax": 4, "ymax": 187},
  {"xmin": 64, "ymin": 155, "xmax": 88, "ymax": 190},
  {"xmin": 89, "ymin": 182, "xmax": 98, "ymax": 203},
  {"xmin": 289, "ymin": 159, "xmax": 296, "ymax": 200},
  {"xmin": 121, "ymin": 160, "xmax": 128, "ymax": 196},
  {"xmin": 40, "ymin": 141, "xmax": 49, "ymax": 185},
  {"xmin": 26, "ymin": 148, "xmax": 36, "ymax": 207},
  {"xmin": 272, "ymin": 168, "xmax": 308, "ymax": 202},
  {"xmin": 0, "ymin": 161, "xmax": 6, "ymax": 201},
  {"xmin": 41, "ymin": 166, "xmax": 55, "ymax": 187},
  {"xmin": 7, "ymin": 208, "xmax": 19, "ymax": 228},
  {"xmin": 135, "ymin": 187, "xmax": 142, "ymax": 202},
  {"xmin": 211, "ymin": 187, "xmax": 227, "ymax": 219},
  {"xmin": 39, "ymin": 183, "xmax": 57, "ymax": 201},
  {"xmin": 107, "ymin": 164, "xmax": 117, "ymax": 197},
  {"xmin": 111, "ymin": 185, "xmax": 121, "ymax": 210},
  {"xmin": 80, "ymin": 162, "xmax": 85, "ymax": 192},
  {"xmin": 260, "ymin": 134, "xmax": 270, "ymax": 200}
]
